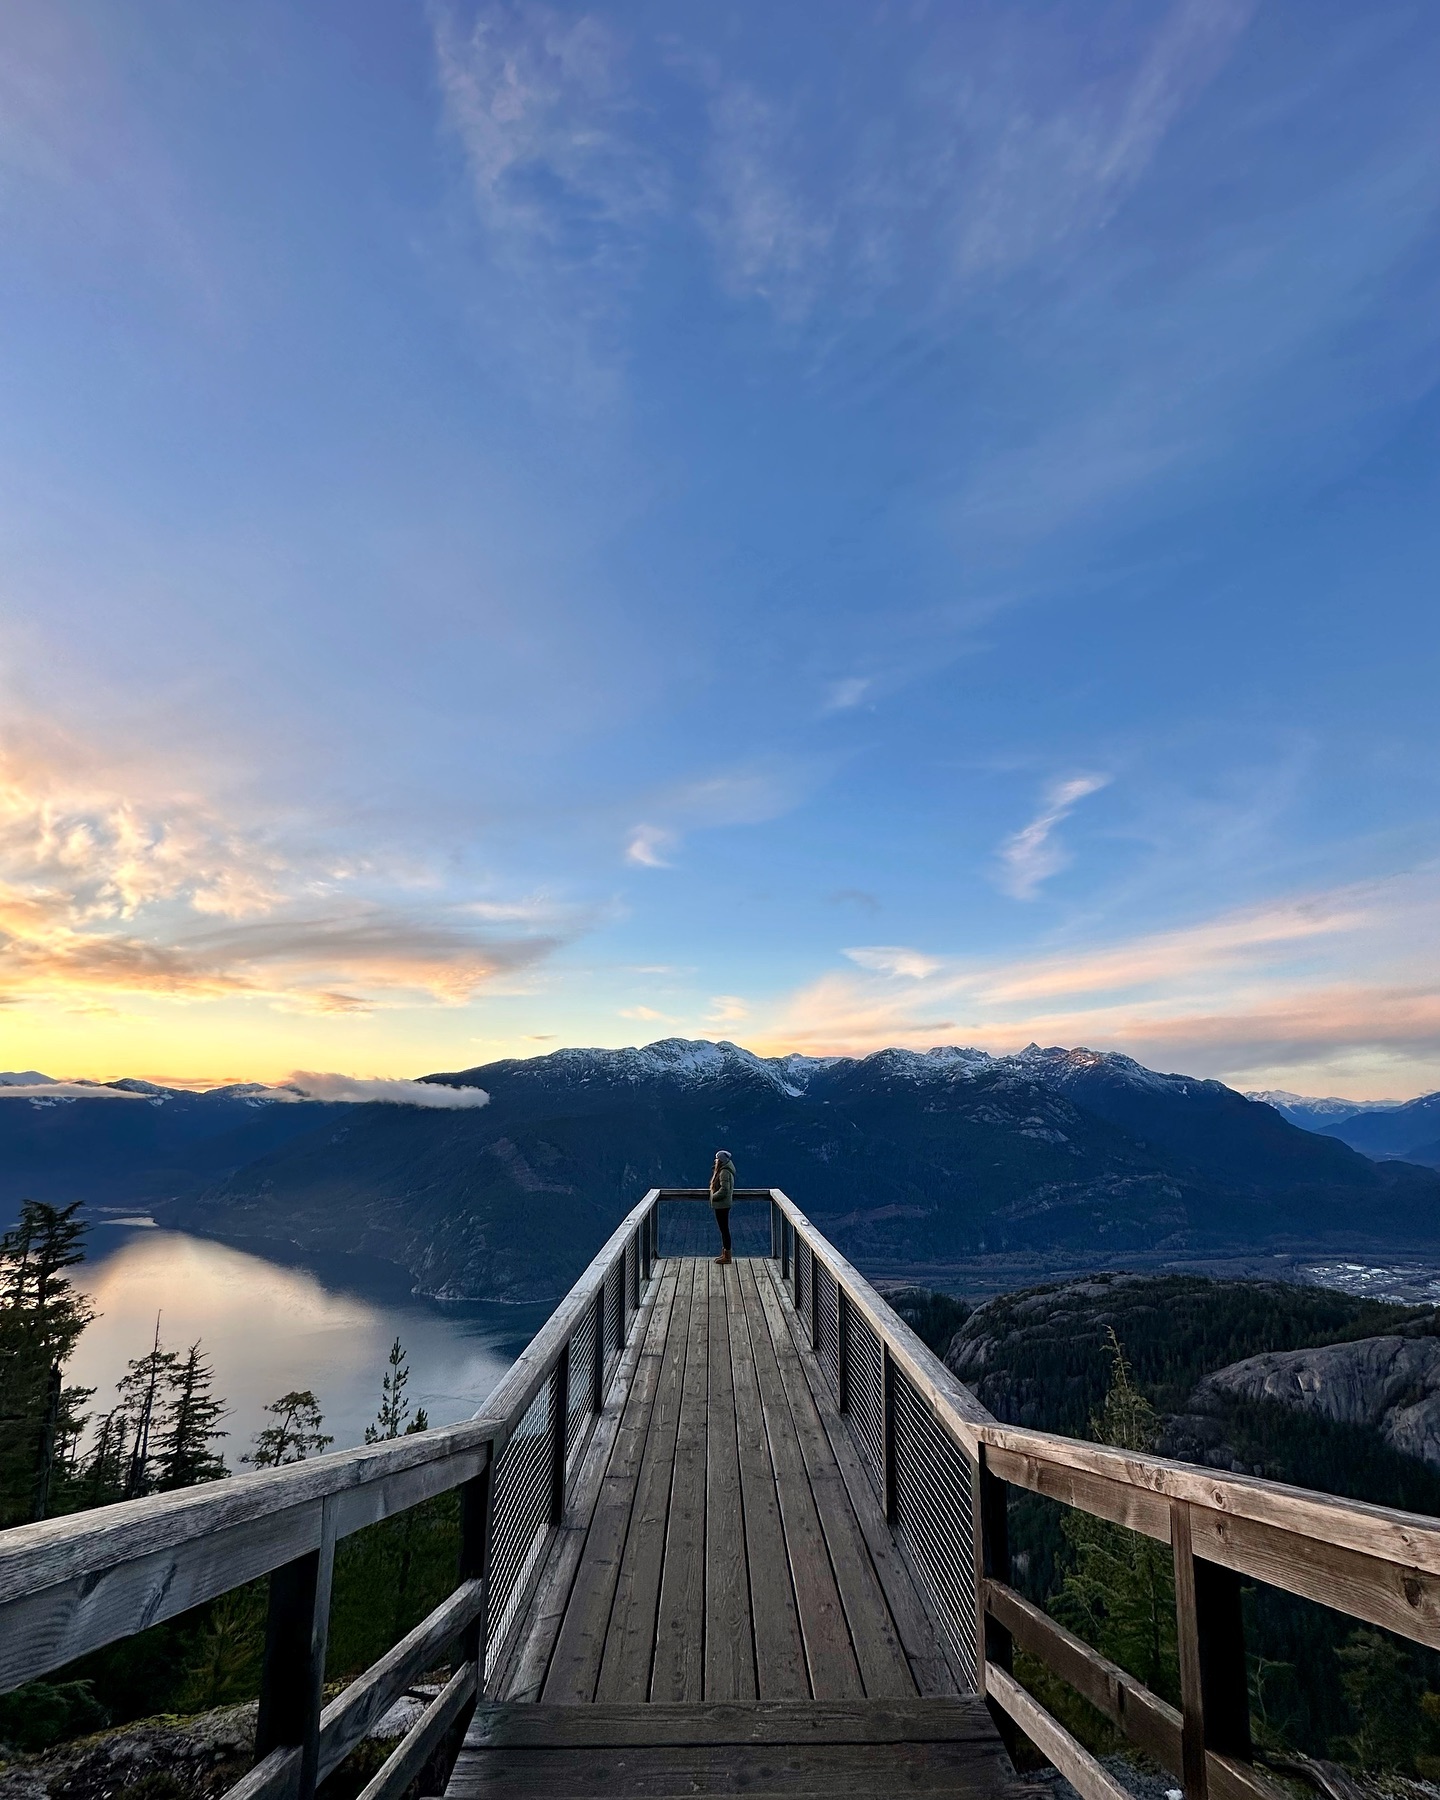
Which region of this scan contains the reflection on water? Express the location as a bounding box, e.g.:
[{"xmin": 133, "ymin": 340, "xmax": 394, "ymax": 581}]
[{"xmin": 70, "ymin": 1228, "xmax": 550, "ymax": 1459}]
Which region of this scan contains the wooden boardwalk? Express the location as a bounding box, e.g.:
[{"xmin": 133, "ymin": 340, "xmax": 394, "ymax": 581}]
[{"xmin": 452, "ymin": 1257, "xmax": 1019, "ymax": 1797}]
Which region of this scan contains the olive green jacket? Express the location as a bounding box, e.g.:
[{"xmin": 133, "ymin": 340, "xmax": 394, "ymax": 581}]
[{"xmin": 709, "ymin": 1164, "xmax": 735, "ymax": 1210}]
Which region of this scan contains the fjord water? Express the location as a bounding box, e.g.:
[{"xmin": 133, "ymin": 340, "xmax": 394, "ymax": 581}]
[{"xmin": 70, "ymin": 1223, "xmax": 550, "ymax": 1459}]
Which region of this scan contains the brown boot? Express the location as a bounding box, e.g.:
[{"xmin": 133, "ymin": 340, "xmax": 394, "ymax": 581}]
[{"xmin": 715, "ymin": 1249, "xmax": 732, "ymax": 1266}]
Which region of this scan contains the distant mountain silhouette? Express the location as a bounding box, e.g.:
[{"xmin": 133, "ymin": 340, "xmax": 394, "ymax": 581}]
[
  {"xmin": 1318, "ymin": 1091, "xmax": 1440, "ymax": 1166},
  {"xmin": 1244, "ymin": 1088, "xmax": 1403, "ymax": 1130},
  {"xmin": 8, "ymin": 1043, "xmax": 1438, "ymax": 1300},
  {"xmin": 0, "ymin": 1077, "xmax": 337, "ymax": 1212}
]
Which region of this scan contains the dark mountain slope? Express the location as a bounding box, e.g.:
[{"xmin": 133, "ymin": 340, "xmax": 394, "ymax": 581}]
[
  {"xmin": 1322, "ymin": 1091, "xmax": 1440, "ymax": 1160},
  {"xmin": 0, "ymin": 1090, "xmax": 336, "ymax": 1215},
  {"xmin": 163, "ymin": 1040, "xmax": 1440, "ymax": 1300}
]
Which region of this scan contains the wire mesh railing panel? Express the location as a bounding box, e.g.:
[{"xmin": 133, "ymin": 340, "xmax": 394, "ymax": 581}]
[
  {"xmin": 566, "ymin": 1304, "xmax": 597, "ymax": 1465},
  {"xmin": 485, "ymin": 1379, "xmax": 553, "ymax": 1675},
  {"xmin": 892, "ymin": 1368, "xmax": 980, "ymax": 1687},
  {"xmin": 603, "ymin": 1261, "xmax": 622, "ymax": 1377},
  {"xmin": 624, "ymin": 1234, "xmax": 638, "ymax": 1330},
  {"xmin": 655, "ymin": 1199, "xmax": 771, "ymax": 1258},
  {"xmin": 846, "ymin": 1304, "xmax": 885, "ymax": 1494},
  {"xmin": 815, "ymin": 1259, "xmax": 840, "ymax": 1396}
]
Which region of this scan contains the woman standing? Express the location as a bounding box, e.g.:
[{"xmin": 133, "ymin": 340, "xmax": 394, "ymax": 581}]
[{"xmin": 710, "ymin": 1149, "xmax": 735, "ymax": 1265}]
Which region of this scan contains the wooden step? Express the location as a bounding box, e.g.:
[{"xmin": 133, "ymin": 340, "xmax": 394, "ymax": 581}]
[{"xmin": 448, "ymin": 1698, "xmax": 1023, "ymax": 1797}]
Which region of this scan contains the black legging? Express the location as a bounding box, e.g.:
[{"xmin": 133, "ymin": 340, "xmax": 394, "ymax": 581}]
[{"xmin": 714, "ymin": 1208, "xmax": 732, "ymax": 1252}]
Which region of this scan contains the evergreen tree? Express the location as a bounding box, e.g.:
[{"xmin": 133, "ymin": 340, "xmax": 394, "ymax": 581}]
[
  {"xmin": 364, "ymin": 1337, "xmax": 414, "ymax": 1442},
  {"xmin": 1332, "ymin": 1627, "xmax": 1422, "ymax": 1770},
  {"xmin": 115, "ymin": 1316, "xmax": 179, "ymax": 1500},
  {"xmin": 0, "ymin": 1200, "xmax": 95, "ymax": 1524},
  {"xmin": 82, "ymin": 1408, "xmax": 131, "ymax": 1507},
  {"xmin": 1054, "ymin": 1330, "xmax": 1179, "ymax": 1699},
  {"xmin": 155, "ymin": 1343, "xmax": 228, "ymax": 1490},
  {"xmin": 245, "ymin": 1390, "xmax": 332, "ymax": 1467}
]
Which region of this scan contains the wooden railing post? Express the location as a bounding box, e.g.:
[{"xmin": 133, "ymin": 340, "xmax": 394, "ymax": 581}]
[
  {"xmin": 836, "ymin": 1285, "xmax": 850, "ymax": 1412},
  {"xmin": 459, "ymin": 1446, "xmax": 495, "ymax": 1682},
  {"xmin": 809, "ymin": 1253, "xmax": 820, "ymax": 1347},
  {"xmin": 974, "ymin": 1444, "xmax": 1018, "ymax": 1756},
  {"xmin": 549, "ymin": 1343, "xmax": 570, "ymax": 1527},
  {"xmin": 770, "ymin": 1198, "xmax": 780, "ymax": 1261},
  {"xmin": 881, "ymin": 1343, "xmax": 897, "ymax": 1525},
  {"xmin": 255, "ymin": 1496, "xmax": 338, "ymax": 1800},
  {"xmin": 640, "ymin": 1209, "xmax": 651, "ymax": 1283},
  {"xmin": 630, "ymin": 1227, "xmax": 641, "ymax": 1317},
  {"xmin": 781, "ymin": 1218, "xmax": 790, "ymax": 1283},
  {"xmin": 1172, "ymin": 1500, "xmax": 1251, "ymax": 1800}
]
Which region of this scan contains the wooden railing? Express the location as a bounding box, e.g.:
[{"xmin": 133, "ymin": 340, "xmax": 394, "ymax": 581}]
[
  {"xmin": 0, "ymin": 1190, "xmax": 664, "ymax": 1800},
  {"xmin": 4, "ymin": 1185, "xmax": 1438, "ymax": 1800},
  {"xmin": 768, "ymin": 1187, "xmax": 1440, "ymax": 1800}
]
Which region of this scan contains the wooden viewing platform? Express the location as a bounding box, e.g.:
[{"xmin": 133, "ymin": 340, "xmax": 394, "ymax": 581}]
[
  {"xmin": 6, "ymin": 1188, "xmax": 1440, "ymax": 1800},
  {"xmin": 456, "ymin": 1253, "xmax": 1011, "ymax": 1794}
]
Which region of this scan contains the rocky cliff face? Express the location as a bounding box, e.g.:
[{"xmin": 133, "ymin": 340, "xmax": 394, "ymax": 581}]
[{"xmin": 1188, "ymin": 1336, "xmax": 1440, "ymax": 1468}]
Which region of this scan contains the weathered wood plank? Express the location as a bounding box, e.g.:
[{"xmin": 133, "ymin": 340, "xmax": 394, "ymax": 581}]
[
  {"xmin": 1189, "ymin": 1502, "xmax": 1440, "ymax": 1652},
  {"xmin": 730, "ymin": 1258, "xmax": 809, "ymax": 1699},
  {"xmin": 762, "ymin": 1261, "xmax": 961, "ymax": 1699},
  {"xmin": 356, "ymin": 1660, "xmax": 477, "ymax": 1800},
  {"xmin": 220, "ymin": 1745, "xmax": 300, "ymax": 1800},
  {"xmin": 738, "ymin": 1260, "xmax": 862, "ymax": 1700},
  {"xmin": 542, "ymin": 1263, "xmax": 682, "ymax": 1702},
  {"xmin": 985, "ymin": 1580, "xmax": 1181, "ymax": 1770},
  {"xmin": 593, "ymin": 1259, "xmax": 695, "ymax": 1699},
  {"xmin": 987, "ymin": 1445, "xmax": 1173, "ymax": 1545},
  {"xmin": 990, "ymin": 1442, "xmax": 1440, "ymax": 1652},
  {"xmin": 985, "ymin": 1664, "xmax": 1132, "ymax": 1800},
  {"xmin": 705, "ymin": 1262, "xmax": 756, "ymax": 1701},
  {"xmin": 317, "ymin": 1578, "xmax": 483, "ymax": 1779},
  {"xmin": 753, "ymin": 1264, "xmax": 914, "ymax": 1699},
  {"xmin": 983, "ymin": 1583, "xmax": 1285, "ymax": 1800},
  {"xmin": 977, "ymin": 1418, "xmax": 1440, "ymax": 1580},
  {"xmin": 651, "ymin": 1255, "xmax": 711, "ymax": 1700},
  {"xmin": 466, "ymin": 1696, "xmax": 1001, "ymax": 1746},
  {"xmin": 494, "ymin": 1264, "xmax": 669, "ymax": 1702},
  {"xmin": 450, "ymin": 1736, "xmax": 1019, "ymax": 1796}
]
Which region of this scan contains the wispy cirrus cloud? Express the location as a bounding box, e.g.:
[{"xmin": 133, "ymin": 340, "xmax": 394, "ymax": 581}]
[
  {"xmin": 843, "ymin": 946, "xmax": 942, "ymax": 981},
  {"xmin": 625, "ymin": 824, "xmax": 675, "ymax": 869},
  {"xmin": 996, "ymin": 774, "xmax": 1111, "ymax": 900},
  {"xmin": 754, "ymin": 869, "xmax": 1440, "ymax": 1095}
]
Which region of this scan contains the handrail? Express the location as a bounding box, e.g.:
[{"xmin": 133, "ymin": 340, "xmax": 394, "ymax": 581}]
[
  {"xmin": 0, "ymin": 1185, "xmax": 666, "ymax": 1800},
  {"xmin": 765, "ymin": 1184, "xmax": 1440, "ymax": 1800}
]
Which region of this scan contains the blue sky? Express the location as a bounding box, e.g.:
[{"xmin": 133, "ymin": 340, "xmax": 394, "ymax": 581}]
[{"xmin": 1, "ymin": 0, "xmax": 1439, "ymax": 1095}]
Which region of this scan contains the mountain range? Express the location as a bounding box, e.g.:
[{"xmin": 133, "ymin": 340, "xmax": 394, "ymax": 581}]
[
  {"xmin": 1250, "ymin": 1084, "xmax": 1440, "ymax": 1169},
  {"xmin": 7, "ymin": 1039, "xmax": 1436, "ymax": 1301}
]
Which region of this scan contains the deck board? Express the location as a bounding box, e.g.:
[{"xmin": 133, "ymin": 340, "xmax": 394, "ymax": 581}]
[
  {"xmin": 705, "ymin": 1261, "xmax": 756, "ymax": 1700},
  {"xmin": 472, "ymin": 1253, "xmax": 1000, "ymax": 1797},
  {"xmin": 453, "ymin": 1700, "xmax": 1021, "ymax": 1798},
  {"xmin": 737, "ymin": 1259, "xmax": 863, "ymax": 1699},
  {"xmin": 594, "ymin": 1258, "xmax": 696, "ymax": 1700},
  {"xmin": 752, "ymin": 1264, "xmax": 915, "ymax": 1698},
  {"xmin": 541, "ymin": 1263, "xmax": 684, "ymax": 1702},
  {"xmin": 650, "ymin": 1255, "xmax": 710, "ymax": 1698},
  {"xmin": 729, "ymin": 1259, "xmax": 810, "ymax": 1698}
]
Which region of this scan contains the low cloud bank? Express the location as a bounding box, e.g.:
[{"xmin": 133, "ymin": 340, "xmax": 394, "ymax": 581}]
[
  {"xmin": 0, "ymin": 1078, "xmax": 145, "ymax": 1100},
  {"xmin": 279, "ymin": 1071, "xmax": 490, "ymax": 1108}
]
